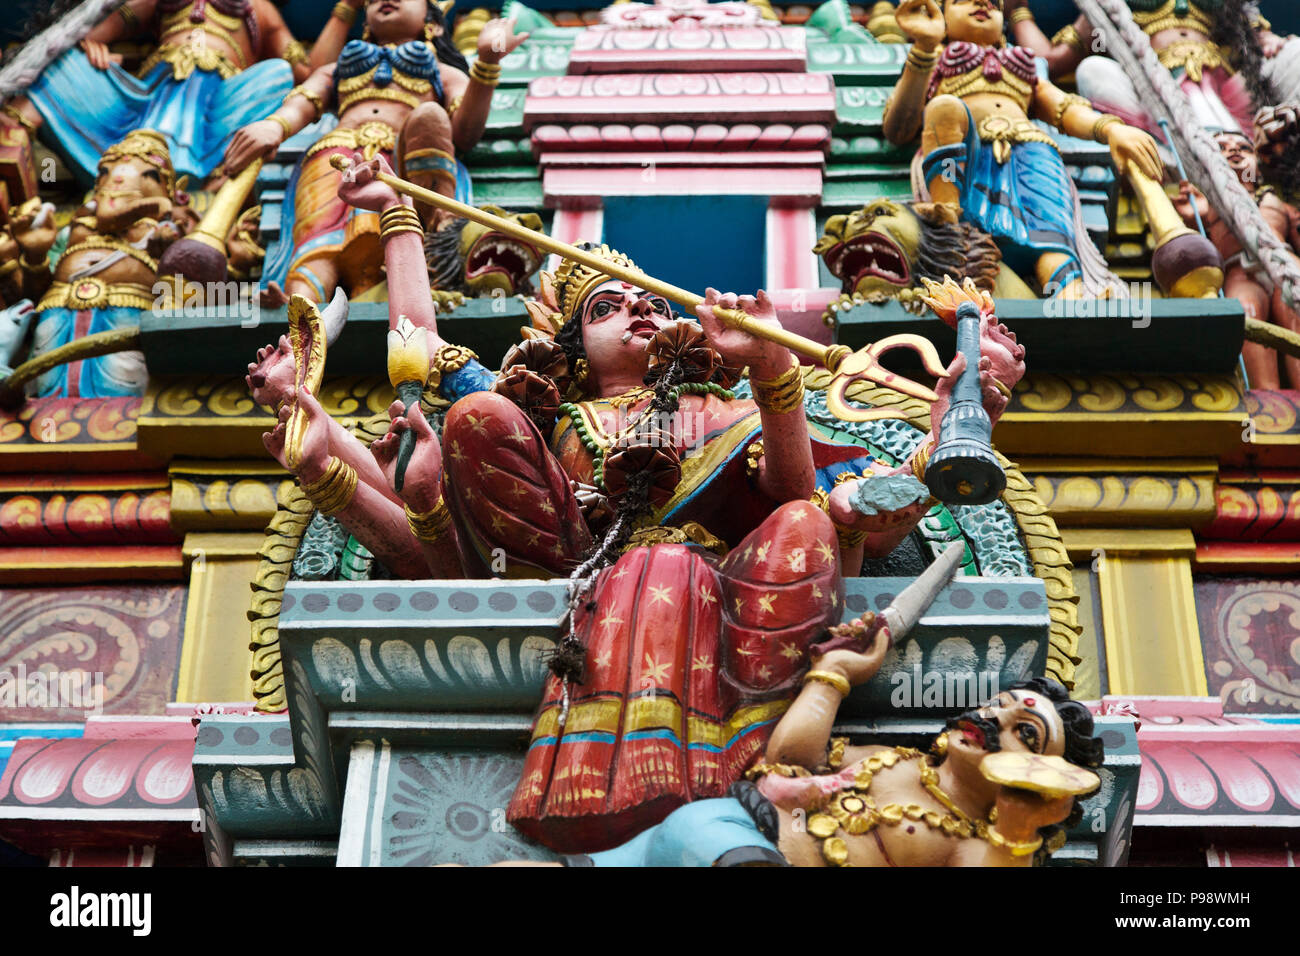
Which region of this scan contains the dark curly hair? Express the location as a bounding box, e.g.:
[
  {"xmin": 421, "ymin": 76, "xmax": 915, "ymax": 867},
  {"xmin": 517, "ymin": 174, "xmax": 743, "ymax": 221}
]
[{"xmin": 1212, "ymin": 0, "xmax": 1275, "ymax": 112}]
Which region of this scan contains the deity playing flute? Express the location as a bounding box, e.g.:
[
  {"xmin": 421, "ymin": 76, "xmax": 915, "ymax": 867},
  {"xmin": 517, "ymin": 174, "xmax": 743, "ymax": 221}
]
[{"xmin": 248, "ymin": 150, "xmax": 1027, "ymax": 851}]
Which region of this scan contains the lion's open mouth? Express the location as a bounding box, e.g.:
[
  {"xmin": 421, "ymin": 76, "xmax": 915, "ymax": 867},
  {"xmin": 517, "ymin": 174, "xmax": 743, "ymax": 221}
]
[
  {"xmin": 828, "ymin": 231, "xmax": 910, "ymax": 291},
  {"xmin": 465, "ymin": 234, "xmax": 542, "ymax": 291}
]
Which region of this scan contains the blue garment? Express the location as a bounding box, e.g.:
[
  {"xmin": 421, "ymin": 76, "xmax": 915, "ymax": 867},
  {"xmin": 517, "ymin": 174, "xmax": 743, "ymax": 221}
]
[
  {"xmin": 922, "ymin": 103, "xmax": 1080, "ymax": 282},
  {"xmin": 579, "ymin": 797, "xmax": 782, "ymax": 867},
  {"xmin": 31, "ymin": 306, "xmax": 147, "ymax": 398},
  {"xmin": 26, "ymin": 49, "xmax": 292, "ymax": 185}
]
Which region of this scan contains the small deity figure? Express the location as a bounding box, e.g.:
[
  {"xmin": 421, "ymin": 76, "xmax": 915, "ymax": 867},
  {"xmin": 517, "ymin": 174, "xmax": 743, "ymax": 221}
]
[
  {"xmin": 1175, "ymin": 130, "xmax": 1300, "ymax": 389},
  {"xmin": 7, "ymin": 129, "xmax": 195, "ymax": 398},
  {"xmin": 0, "ymin": 0, "xmax": 308, "ymax": 200},
  {"xmin": 1005, "ymin": 0, "xmax": 1299, "ymax": 138},
  {"xmin": 222, "ymin": 0, "xmax": 528, "ymax": 305},
  {"xmin": 884, "ymin": 0, "xmax": 1221, "ymax": 298},
  {"xmin": 252, "ymin": 153, "xmax": 1027, "ymax": 851}
]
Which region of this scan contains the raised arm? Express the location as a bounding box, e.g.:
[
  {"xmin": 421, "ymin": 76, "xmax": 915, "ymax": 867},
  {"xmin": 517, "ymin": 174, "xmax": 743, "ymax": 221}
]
[
  {"xmin": 881, "ymin": 0, "xmax": 946, "ymax": 146},
  {"xmin": 449, "ymin": 17, "xmax": 529, "ymax": 155},
  {"xmin": 1004, "ymin": 0, "xmax": 1092, "ymax": 78},
  {"xmin": 309, "ymin": 0, "xmax": 365, "ymax": 71},
  {"xmin": 255, "ymin": 0, "xmax": 312, "ymax": 81}
]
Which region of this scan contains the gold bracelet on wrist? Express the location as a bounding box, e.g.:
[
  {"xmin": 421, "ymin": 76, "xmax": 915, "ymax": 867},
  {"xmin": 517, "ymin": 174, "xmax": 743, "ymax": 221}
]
[
  {"xmin": 19, "ymin": 251, "xmax": 49, "ymax": 273},
  {"xmin": 1051, "ymin": 23, "xmax": 1086, "ymax": 56},
  {"xmin": 269, "ymin": 114, "xmax": 293, "ymax": 140},
  {"xmin": 836, "ymin": 525, "xmax": 869, "ymax": 550},
  {"xmin": 1008, "ymin": 7, "xmax": 1035, "ymax": 25},
  {"xmin": 117, "ymin": 2, "xmax": 141, "ymax": 31},
  {"xmin": 300, "ymin": 456, "xmax": 358, "ymax": 516},
  {"xmin": 751, "ymin": 359, "xmax": 805, "ymax": 415},
  {"xmin": 380, "ymin": 203, "xmax": 424, "ymax": 241},
  {"xmin": 1092, "ymin": 113, "xmax": 1122, "ymax": 144},
  {"xmin": 2, "ymin": 105, "xmax": 36, "ymax": 136},
  {"xmin": 332, "ymin": 2, "xmax": 358, "ymax": 26},
  {"xmin": 905, "ymin": 45, "xmax": 940, "ymax": 73},
  {"xmin": 803, "ymin": 669, "xmax": 852, "ymax": 697},
  {"xmin": 285, "ymin": 84, "xmax": 325, "ymax": 119},
  {"xmin": 986, "ymin": 827, "xmax": 1044, "ymax": 857},
  {"xmin": 281, "ymin": 38, "xmax": 308, "ymax": 67},
  {"xmin": 469, "ymin": 59, "xmax": 502, "ymax": 87},
  {"xmin": 908, "ymin": 440, "xmax": 933, "ymax": 482},
  {"xmin": 1053, "ymin": 93, "xmax": 1091, "ymax": 131},
  {"xmin": 405, "ymin": 499, "xmax": 453, "ymax": 542}
]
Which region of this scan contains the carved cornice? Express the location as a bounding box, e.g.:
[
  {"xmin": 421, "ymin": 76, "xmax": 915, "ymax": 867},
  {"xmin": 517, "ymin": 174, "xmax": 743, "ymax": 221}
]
[
  {"xmin": 0, "ymin": 472, "xmax": 174, "ymax": 546},
  {"xmin": 531, "ymin": 122, "xmax": 830, "ymax": 153},
  {"xmin": 169, "ymin": 462, "xmax": 292, "ymax": 533},
  {"xmin": 1020, "ymin": 459, "xmax": 1219, "ymax": 528}
]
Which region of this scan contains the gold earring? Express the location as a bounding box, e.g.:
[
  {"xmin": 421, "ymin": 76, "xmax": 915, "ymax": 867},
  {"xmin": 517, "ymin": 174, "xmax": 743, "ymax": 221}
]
[
  {"xmin": 573, "ymin": 358, "xmax": 589, "ymax": 390},
  {"xmin": 424, "ymin": 22, "xmax": 436, "ymax": 44},
  {"xmin": 362, "ymin": 23, "xmax": 372, "ymax": 40},
  {"xmin": 931, "ymin": 731, "xmax": 949, "ymax": 758}
]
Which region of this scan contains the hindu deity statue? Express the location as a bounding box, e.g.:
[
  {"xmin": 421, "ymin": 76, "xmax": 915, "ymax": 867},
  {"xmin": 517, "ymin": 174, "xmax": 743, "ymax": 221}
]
[
  {"xmin": 221, "ymin": 0, "xmax": 528, "ymax": 305},
  {"xmin": 0, "ymin": 0, "xmax": 309, "ymax": 202},
  {"xmin": 6, "ymin": 129, "xmax": 195, "ymax": 398},
  {"xmin": 1175, "ymin": 129, "xmax": 1300, "ymax": 389},
  {"xmin": 1005, "ymin": 0, "xmax": 1300, "ymax": 137},
  {"xmin": 247, "ymin": 152, "xmax": 1028, "ymax": 853},
  {"xmin": 884, "ymin": 0, "xmax": 1221, "ymax": 298}
]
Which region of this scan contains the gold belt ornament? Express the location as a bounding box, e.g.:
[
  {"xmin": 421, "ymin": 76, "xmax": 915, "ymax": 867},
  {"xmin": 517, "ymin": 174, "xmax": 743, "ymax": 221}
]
[
  {"xmin": 307, "ymin": 121, "xmax": 398, "ymax": 162},
  {"xmin": 976, "ymin": 115, "xmax": 1059, "ymax": 165},
  {"xmin": 1157, "ymin": 41, "xmax": 1230, "ymax": 82},
  {"xmin": 37, "ymin": 279, "xmax": 154, "ymax": 313},
  {"xmin": 141, "ymin": 39, "xmax": 243, "ymax": 81}
]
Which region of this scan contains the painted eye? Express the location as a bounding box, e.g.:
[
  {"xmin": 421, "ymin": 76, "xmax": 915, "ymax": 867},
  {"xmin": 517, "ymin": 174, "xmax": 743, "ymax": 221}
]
[
  {"xmin": 592, "ymin": 301, "xmax": 614, "ymax": 319},
  {"xmin": 1016, "ymin": 723, "xmax": 1041, "ymax": 752},
  {"xmin": 649, "ymin": 298, "xmax": 668, "ymax": 314},
  {"xmin": 143, "ymin": 170, "xmax": 162, "ymax": 183}
]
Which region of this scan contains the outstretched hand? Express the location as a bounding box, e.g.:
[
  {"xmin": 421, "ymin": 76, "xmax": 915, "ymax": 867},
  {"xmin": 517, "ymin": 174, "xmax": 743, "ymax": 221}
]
[
  {"xmin": 695, "ymin": 287, "xmax": 791, "ymax": 381},
  {"xmin": 810, "ymin": 613, "xmax": 892, "ymax": 686},
  {"xmin": 930, "ymin": 311, "xmax": 1025, "ymax": 429},
  {"xmin": 336, "ymin": 152, "xmax": 406, "ymax": 213}
]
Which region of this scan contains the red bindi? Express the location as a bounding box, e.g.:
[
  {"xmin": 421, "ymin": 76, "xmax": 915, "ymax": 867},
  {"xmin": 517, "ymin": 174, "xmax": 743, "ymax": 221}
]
[{"xmin": 1024, "ymin": 697, "xmax": 1036, "ymax": 707}]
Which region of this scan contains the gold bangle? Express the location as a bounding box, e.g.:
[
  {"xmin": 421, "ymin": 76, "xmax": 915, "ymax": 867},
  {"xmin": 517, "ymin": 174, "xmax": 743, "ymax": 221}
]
[
  {"xmin": 908, "ymin": 439, "xmax": 933, "ymax": 482},
  {"xmin": 469, "ymin": 59, "xmax": 502, "ymax": 87},
  {"xmin": 19, "ymin": 251, "xmax": 49, "ymax": 273},
  {"xmin": 333, "ymin": 2, "xmax": 358, "ymax": 26},
  {"xmin": 285, "ymin": 84, "xmax": 325, "ymax": 119},
  {"xmin": 299, "ymin": 457, "xmax": 358, "ymax": 516},
  {"xmin": 1053, "ymin": 92, "xmax": 1091, "ymax": 131},
  {"xmin": 281, "ymin": 38, "xmax": 308, "ymax": 66},
  {"xmin": 269, "ymin": 114, "xmax": 293, "ymax": 140},
  {"xmin": 1051, "ymin": 23, "xmax": 1086, "ymax": 56},
  {"xmin": 986, "ymin": 827, "xmax": 1044, "ymax": 857},
  {"xmin": 804, "ymin": 669, "xmax": 852, "ymax": 697},
  {"xmin": 905, "ymin": 45, "xmax": 939, "ymax": 72},
  {"xmin": 405, "ymin": 499, "xmax": 453, "ymax": 541},
  {"xmin": 1008, "ymin": 7, "xmax": 1035, "ymax": 25},
  {"xmin": 117, "ymin": 2, "xmax": 140, "ymax": 31},
  {"xmin": 751, "ymin": 359, "xmax": 805, "ymax": 415},
  {"xmin": 380, "ymin": 204, "xmax": 424, "ymax": 240},
  {"xmin": 2, "ymin": 105, "xmax": 36, "ymax": 137},
  {"xmin": 1092, "ymin": 113, "xmax": 1122, "ymax": 144}
]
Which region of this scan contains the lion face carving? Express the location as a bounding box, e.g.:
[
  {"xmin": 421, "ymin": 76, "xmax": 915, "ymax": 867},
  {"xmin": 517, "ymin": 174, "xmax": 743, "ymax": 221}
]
[{"xmin": 425, "ymin": 205, "xmax": 544, "ymax": 296}]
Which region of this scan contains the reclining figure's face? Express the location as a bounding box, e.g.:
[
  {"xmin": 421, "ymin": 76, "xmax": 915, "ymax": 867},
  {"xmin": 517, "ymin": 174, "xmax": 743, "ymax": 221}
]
[
  {"xmin": 578, "ymin": 278, "xmax": 675, "ymax": 390},
  {"xmin": 946, "ymin": 690, "xmax": 1067, "ymax": 768},
  {"xmin": 944, "ymin": 0, "xmax": 1004, "ymax": 46}
]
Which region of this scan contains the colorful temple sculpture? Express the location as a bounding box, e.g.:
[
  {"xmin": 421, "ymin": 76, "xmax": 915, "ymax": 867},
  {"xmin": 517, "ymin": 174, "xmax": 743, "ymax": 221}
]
[{"xmin": 0, "ymin": 0, "xmax": 1295, "ymax": 869}]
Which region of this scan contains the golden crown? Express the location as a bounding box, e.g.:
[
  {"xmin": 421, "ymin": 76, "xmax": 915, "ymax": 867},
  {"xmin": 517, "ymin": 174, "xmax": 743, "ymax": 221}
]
[
  {"xmin": 98, "ymin": 129, "xmax": 176, "ymax": 194},
  {"xmin": 551, "ymin": 243, "xmax": 641, "ymax": 327}
]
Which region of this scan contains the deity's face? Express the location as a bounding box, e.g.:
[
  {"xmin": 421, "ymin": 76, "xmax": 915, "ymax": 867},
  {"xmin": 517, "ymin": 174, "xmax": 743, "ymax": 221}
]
[
  {"xmin": 1215, "ymin": 133, "xmax": 1259, "ymax": 188},
  {"xmin": 578, "ymin": 278, "xmax": 675, "ymax": 390},
  {"xmin": 366, "ymin": 0, "xmax": 438, "ymax": 44},
  {"xmin": 93, "ymin": 155, "xmax": 170, "ymax": 216},
  {"xmin": 943, "ymin": 0, "xmax": 1004, "ymax": 46},
  {"xmin": 246, "ymin": 335, "xmax": 296, "ymax": 410},
  {"xmin": 944, "ymin": 689, "xmax": 1066, "ymax": 769}
]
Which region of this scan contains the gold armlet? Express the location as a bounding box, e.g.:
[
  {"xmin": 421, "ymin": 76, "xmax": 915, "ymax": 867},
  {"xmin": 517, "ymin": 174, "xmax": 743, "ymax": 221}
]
[
  {"xmin": 332, "ymin": 2, "xmax": 358, "ymax": 27},
  {"xmin": 405, "ymin": 499, "xmax": 453, "ymax": 541},
  {"xmin": 269, "ymin": 114, "xmax": 293, "ymax": 140},
  {"xmin": 469, "ymin": 59, "xmax": 502, "ymax": 87},
  {"xmin": 2, "ymin": 105, "xmax": 37, "ymax": 136},
  {"xmin": 117, "ymin": 2, "xmax": 141, "ymax": 32},
  {"xmin": 380, "ymin": 204, "xmax": 424, "ymax": 241},
  {"xmin": 751, "ymin": 359, "xmax": 805, "ymax": 415},
  {"xmin": 1008, "ymin": 7, "xmax": 1035, "ymax": 25},
  {"xmin": 985, "ymin": 827, "xmax": 1044, "ymax": 857},
  {"xmin": 804, "ymin": 669, "xmax": 852, "ymax": 697},
  {"xmin": 19, "ymin": 251, "xmax": 49, "ymax": 273},
  {"xmin": 1092, "ymin": 114, "xmax": 1122, "ymax": 144},
  {"xmin": 1051, "ymin": 24, "xmax": 1086, "ymax": 56},
  {"xmin": 300, "ymin": 457, "xmax": 358, "ymax": 516},
  {"xmin": 286, "ymin": 85, "xmax": 325, "ymax": 119},
  {"xmin": 282, "ymin": 39, "xmax": 308, "ymax": 67},
  {"xmin": 432, "ymin": 343, "xmax": 478, "ymax": 374},
  {"xmin": 1053, "ymin": 93, "xmax": 1091, "ymax": 131}
]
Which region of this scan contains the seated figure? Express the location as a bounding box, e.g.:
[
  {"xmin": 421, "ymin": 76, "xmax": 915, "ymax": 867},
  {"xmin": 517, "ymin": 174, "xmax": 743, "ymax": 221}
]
[
  {"xmin": 0, "ymin": 0, "xmax": 305, "ymax": 200},
  {"xmin": 222, "ymin": 0, "xmax": 527, "ymax": 304},
  {"xmin": 249, "ymin": 153, "xmax": 1028, "ymax": 851},
  {"xmin": 7, "ymin": 129, "xmax": 195, "ymax": 398},
  {"xmin": 884, "ymin": 0, "xmax": 1222, "ymax": 298}
]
